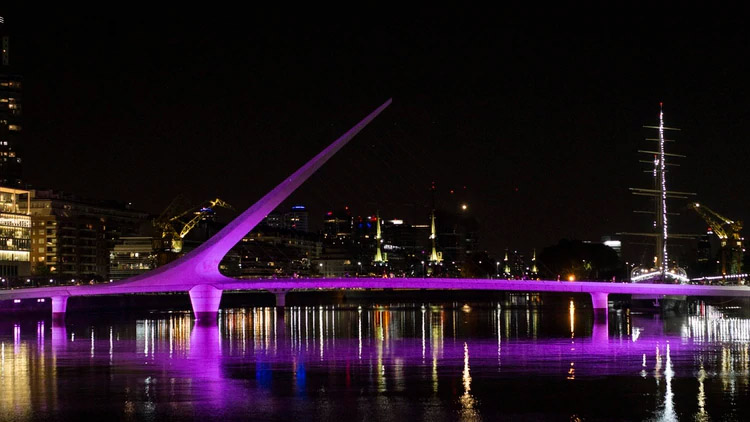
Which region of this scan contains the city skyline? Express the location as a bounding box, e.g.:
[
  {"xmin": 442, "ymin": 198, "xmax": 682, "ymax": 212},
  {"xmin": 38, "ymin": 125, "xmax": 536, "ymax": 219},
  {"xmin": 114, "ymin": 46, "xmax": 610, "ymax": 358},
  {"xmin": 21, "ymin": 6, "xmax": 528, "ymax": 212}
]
[
  {"xmin": 2, "ymin": 13, "xmax": 750, "ymax": 420},
  {"xmin": 3, "ymin": 12, "xmax": 749, "ymax": 261}
]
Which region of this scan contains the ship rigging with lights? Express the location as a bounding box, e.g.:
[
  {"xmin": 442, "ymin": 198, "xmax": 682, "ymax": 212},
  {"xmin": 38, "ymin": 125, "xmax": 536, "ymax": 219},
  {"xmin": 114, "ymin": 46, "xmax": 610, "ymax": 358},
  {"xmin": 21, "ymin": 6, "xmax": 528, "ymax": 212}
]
[{"xmin": 620, "ymin": 103, "xmax": 695, "ymax": 283}]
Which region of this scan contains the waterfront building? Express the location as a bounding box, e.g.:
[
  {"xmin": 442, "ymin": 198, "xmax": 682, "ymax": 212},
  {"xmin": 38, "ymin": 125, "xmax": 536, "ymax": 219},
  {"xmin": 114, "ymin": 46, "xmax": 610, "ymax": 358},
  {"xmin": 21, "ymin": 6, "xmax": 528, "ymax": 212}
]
[
  {"xmin": 284, "ymin": 205, "xmax": 309, "ymax": 232},
  {"xmin": 383, "ymin": 220, "xmax": 430, "ymax": 269},
  {"xmin": 262, "ymin": 205, "xmax": 309, "ymax": 232},
  {"xmin": 317, "ymin": 207, "xmax": 356, "ymax": 277},
  {"xmin": 0, "ymin": 186, "xmax": 30, "ymax": 277},
  {"xmin": 508, "ymin": 249, "xmax": 527, "ymax": 278},
  {"xmin": 323, "ymin": 207, "xmax": 353, "ymax": 241},
  {"xmin": 261, "ymin": 212, "xmax": 282, "ymax": 228},
  {"xmin": 427, "ymin": 208, "xmax": 479, "ymax": 276},
  {"xmin": 109, "ymin": 237, "xmax": 156, "ymax": 280},
  {"xmin": 236, "ymin": 227, "xmax": 322, "ymax": 277},
  {"xmin": 29, "ymin": 189, "xmax": 149, "ymax": 281},
  {"xmin": 0, "ymin": 16, "xmax": 23, "ymax": 187},
  {"xmin": 601, "ymin": 236, "xmax": 622, "ymax": 259}
]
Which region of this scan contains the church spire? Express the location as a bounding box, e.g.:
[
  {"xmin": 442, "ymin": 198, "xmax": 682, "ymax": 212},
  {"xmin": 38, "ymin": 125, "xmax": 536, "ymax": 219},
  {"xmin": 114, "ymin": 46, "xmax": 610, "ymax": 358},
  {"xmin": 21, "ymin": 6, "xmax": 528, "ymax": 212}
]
[
  {"xmin": 374, "ymin": 210, "xmax": 384, "ymax": 263},
  {"xmin": 503, "ymin": 249, "xmax": 511, "ymax": 277},
  {"xmin": 429, "ymin": 209, "xmax": 442, "ymax": 263},
  {"xmin": 428, "ymin": 182, "xmax": 442, "ymax": 263}
]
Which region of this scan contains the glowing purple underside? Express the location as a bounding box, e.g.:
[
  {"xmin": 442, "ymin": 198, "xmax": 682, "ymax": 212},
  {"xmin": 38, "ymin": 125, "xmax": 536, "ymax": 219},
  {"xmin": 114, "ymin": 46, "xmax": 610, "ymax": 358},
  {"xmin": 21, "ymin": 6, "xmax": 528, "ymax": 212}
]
[{"xmin": 7, "ymin": 278, "xmax": 750, "ymax": 300}]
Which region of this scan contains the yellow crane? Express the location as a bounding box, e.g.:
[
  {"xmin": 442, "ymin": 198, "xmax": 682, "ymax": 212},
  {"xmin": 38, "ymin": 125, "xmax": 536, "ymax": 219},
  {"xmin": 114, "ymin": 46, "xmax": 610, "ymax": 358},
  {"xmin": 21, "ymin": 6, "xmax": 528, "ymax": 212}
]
[
  {"xmin": 154, "ymin": 196, "xmax": 234, "ymax": 253},
  {"xmin": 689, "ymin": 202, "xmax": 744, "ymax": 276}
]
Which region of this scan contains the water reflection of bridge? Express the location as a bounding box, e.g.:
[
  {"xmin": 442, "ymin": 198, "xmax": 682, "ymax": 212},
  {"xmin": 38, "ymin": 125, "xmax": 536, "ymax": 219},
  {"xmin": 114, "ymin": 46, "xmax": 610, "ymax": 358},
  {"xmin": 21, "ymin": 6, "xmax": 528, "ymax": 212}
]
[
  {"xmin": 2, "ymin": 98, "xmax": 750, "ymax": 324},
  {"xmin": 3, "ymin": 305, "xmax": 750, "ymax": 419}
]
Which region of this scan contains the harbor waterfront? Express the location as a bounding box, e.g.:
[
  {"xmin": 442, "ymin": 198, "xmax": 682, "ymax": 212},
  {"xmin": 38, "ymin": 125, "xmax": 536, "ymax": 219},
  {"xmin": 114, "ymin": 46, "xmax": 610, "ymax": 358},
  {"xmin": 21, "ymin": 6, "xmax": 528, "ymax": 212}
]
[{"xmin": 1, "ymin": 300, "xmax": 749, "ymax": 421}]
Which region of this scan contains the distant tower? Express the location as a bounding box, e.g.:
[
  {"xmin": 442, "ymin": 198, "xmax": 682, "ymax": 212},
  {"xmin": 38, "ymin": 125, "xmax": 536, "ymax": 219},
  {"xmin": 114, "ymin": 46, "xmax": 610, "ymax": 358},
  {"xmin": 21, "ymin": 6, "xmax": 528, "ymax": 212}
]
[
  {"xmin": 428, "ymin": 210, "xmax": 442, "ymax": 263},
  {"xmin": 373, "ymin": 210, "xmax": 386, "ymax": 263},
  {"xmin": 428, "ymin": 182, "xmax": 442, "ymax": 264},
  {"xmin": 0, "ymin": 16, "xmax": 24, "ymax": 187},
  {"xmin": 502, "ymin": 249, "xmax": 511, "ymax": 277},
  {"xmin": 530, "ymin": 248, "xmax": 538, "ymax": 277}
]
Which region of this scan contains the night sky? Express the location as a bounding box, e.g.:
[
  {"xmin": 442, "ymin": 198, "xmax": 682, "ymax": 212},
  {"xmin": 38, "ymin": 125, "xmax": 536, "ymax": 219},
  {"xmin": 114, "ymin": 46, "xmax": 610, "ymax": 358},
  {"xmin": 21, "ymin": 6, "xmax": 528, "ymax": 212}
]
[{"xmin": 4, "ymin": 12, "xmax": 749, "ymax": 262}]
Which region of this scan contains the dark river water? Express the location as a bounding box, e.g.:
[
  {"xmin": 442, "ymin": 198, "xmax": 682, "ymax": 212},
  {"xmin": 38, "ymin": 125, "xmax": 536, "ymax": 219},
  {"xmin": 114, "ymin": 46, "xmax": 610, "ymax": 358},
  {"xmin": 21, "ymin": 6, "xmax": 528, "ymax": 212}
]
[{"xmin": 1, "ymin": 300, "xmax": 749, "ymax": 421}]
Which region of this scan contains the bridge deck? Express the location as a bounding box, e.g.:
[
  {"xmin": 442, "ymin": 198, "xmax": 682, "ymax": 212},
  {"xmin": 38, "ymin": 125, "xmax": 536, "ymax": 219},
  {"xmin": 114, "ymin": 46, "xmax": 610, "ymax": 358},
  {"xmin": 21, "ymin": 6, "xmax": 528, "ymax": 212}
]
[{"xmin": 1, "ymin": 278, "xmax": 748, "ymax": 302}]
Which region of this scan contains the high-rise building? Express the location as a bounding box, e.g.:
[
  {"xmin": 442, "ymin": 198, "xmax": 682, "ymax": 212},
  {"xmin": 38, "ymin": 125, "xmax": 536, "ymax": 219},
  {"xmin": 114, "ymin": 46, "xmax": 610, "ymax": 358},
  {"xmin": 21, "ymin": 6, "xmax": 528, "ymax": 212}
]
[
  {"xmin": 323, "ymin": 208, "xmax": 353, "ymax": 242},
  {"xmin": 261, "ymin": 212, "xmax": 282, "ymax": 228},
  {"xmin": 284, "ymin": 205, "xmax": 309, "ymax": 232},
  {"xmin": 381, "ymin": 219, "xmax": 430, "ymax": 276},
  {"xmin": 29, "ymin": 190, "xmax": 149, "ymax": 281},
  {"xmin": 0, "ymin": 186, "xmax": 30, "ymax": 278},
  {"xmin": 0, "ymin": 16, "xmax": 23, "ymax": 187},
  {"xmin": 318, "ymin": 207, "xmax": 355, "ymax": 277},
  {"xmin": 261, "ymin": 205, "xmax": 309, "ymax": 232},
  {"xmin": 235, "ymin": 227, "xmax": 321, "ymax": 278}
]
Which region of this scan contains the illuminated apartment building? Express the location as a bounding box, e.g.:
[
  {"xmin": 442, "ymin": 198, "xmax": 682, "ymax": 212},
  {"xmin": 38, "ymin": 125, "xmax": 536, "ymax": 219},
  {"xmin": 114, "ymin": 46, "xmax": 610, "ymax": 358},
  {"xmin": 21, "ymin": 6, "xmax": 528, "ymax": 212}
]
[
  {"xmin": 0, "ymin": 186, "xmax": 30, "ymax": 277},
  {"xmin": 0, "ymin": 16, "xmax": 23, "ymax": 187},
  {"xmin": 29, "ymin": 190, "xmax": 148, "ymax": 281}
]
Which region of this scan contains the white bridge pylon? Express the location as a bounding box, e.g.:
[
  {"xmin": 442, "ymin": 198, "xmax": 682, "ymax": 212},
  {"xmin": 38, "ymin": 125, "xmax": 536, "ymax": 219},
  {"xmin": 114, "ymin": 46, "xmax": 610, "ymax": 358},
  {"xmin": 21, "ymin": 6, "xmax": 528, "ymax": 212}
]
[{"xmin": 122, "ymin": 99, "xmax": 393, "ymax": 319}]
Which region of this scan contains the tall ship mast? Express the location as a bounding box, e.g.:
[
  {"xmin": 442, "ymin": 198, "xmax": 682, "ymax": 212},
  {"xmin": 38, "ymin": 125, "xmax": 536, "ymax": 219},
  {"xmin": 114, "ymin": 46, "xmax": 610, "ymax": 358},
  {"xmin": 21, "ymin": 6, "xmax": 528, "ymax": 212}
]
[{"xmin": 624, "ymin": 103, "xmax": 694, "ymax": 283}]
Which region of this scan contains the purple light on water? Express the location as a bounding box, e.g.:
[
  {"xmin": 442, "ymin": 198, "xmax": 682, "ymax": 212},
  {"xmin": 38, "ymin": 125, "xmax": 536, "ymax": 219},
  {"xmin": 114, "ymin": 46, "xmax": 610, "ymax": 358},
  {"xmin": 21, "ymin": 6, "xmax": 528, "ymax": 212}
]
[{"xmin": 2, "ymin": 305, "xmax": 749, "ymax": 419}]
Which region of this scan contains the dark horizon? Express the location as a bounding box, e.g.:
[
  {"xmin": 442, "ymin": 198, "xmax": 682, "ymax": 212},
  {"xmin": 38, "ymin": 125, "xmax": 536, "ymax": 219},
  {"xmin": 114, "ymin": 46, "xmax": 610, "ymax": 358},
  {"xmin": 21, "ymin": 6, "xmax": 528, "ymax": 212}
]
[{"xmin": 3, "ymin": 12, "xmax": 749, "ymax": 262}]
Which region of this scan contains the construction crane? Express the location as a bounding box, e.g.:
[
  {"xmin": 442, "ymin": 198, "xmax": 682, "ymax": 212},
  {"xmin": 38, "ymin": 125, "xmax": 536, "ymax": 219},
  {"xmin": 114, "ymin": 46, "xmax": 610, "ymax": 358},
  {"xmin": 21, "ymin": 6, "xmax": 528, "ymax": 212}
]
[
  {"xmin": 153, "ymin": 196, "xmax": 234, "ymax": 254},
  {"xmin": 689, "ymin": 202, "xmax": 744, "ymax": 276}
]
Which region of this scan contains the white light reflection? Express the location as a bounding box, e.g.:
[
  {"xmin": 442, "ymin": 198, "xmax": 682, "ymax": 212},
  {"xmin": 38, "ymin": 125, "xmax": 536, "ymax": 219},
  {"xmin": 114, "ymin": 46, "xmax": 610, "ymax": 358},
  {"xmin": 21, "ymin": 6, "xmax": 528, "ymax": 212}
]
[
  {"xmin": 431, "ymin": 309, "xmax": 443, "ymax": 393},
  {"xmin": 654, "ymin": 343, "xmax": 676, "ymax": 422},
  {"xmin": 459, "ymin": 342, "xmax": 479, "ymax": 419},
  {"xmin": 319, "ymin": 306, "xmax": 324, "ymax": 360},
  {"xmin": 37, "ymin": 321, "xmax": 44, "ymax": 347},
  {"xmin": 569, "ymin": 300, "xmax": 575, "ymax": 338},
  {"xmin": 632, "ymin": 327, "xmax": 642, "ymax": 342},
  {"xmin": 13, "ymin": 324, "xmax": 20, "ymax": 353},
  {"xmin": 496, "ymin": 306, "xmax": 502, "ymax": 371},
  {"xmin": 569, "ymin": 300, "xmax": 575, "ymax": 360},
  {"xmin": 169, "ymin": 319, "xmax": 174, "ymax": 358},
  {"xmin": 654, "ymin": 345, "xmax": 662, "ymax": 381},
  {"xmin": 421, "ymin": 306, "xmax": 426, "ymax": 360},
  {"xmin": 696, "ymin": 363, "xmax": 707, "ymax": 421},
  {"xmin": 686, "ymin": 315, "xmax": 750, "ymax": 343},
  {"xmin": 110, "ymin": 327, "xmax": 114, "ymax": 364},
  {"xmin": 273, "ymin": 307, "xmax": 277, "ymax": 352},
  {"xmin": 143, "ymin": 320, "xmax": 149, "ymax": 355}
]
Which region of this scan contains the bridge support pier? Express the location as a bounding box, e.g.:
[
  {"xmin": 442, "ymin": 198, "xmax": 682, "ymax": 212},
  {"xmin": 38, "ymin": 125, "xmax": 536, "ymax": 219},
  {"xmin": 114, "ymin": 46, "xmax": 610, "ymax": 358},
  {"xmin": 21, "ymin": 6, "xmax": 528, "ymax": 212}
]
[
  {"xmin": 590, "ymin": 292, "xmax": 609, "ymax": 322},
  {"xmin": 51, "ymin": 296, "xmax": 68, "ymax": 325},
  {"xmin": 270, "ymin": 289, "xmax": 288, "ymax": 308},
  {"xmin": 189, "ymin": 285, "xmax": 222, "ymax": 325}
]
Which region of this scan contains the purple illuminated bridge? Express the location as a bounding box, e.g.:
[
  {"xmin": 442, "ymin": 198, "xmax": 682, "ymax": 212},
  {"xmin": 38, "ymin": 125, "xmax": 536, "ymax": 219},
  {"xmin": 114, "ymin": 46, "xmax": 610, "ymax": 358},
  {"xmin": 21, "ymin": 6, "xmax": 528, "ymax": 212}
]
[{"xmin": 2, "ymin": 98, "xmax": 749, "ymax": 323}]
